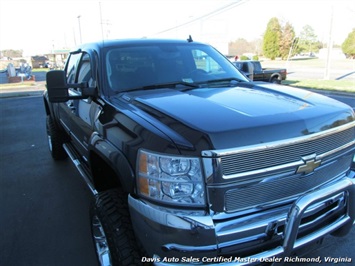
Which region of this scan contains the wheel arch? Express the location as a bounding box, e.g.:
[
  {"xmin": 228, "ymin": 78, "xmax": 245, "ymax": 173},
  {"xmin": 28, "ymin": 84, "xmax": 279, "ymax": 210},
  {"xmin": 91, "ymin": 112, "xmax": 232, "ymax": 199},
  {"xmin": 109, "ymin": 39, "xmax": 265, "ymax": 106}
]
[
  {"xmin": 43, "ymin": 92, "xmax": 54, "ymax": 117},
  {"xmin": 89, "ymin": 133, "xmax": 136, "ymax": 194}
]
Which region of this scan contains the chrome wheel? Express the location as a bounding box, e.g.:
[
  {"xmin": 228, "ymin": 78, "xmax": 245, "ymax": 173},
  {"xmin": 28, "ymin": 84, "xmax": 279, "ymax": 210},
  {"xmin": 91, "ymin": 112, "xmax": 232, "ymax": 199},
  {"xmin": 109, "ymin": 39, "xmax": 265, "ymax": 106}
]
[
  {"xmin": 92, "ymin": 214, "xmax": 112, "ymax": 266},
  {"xmin": 47, "ymin": 134, "xmax": 53, "ymax": 152}
]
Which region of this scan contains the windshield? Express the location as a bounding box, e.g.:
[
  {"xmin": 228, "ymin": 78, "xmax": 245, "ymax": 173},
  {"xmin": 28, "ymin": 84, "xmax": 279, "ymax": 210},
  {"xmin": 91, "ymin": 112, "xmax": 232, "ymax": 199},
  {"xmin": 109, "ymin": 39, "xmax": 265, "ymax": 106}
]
[{"xmin": 105, "ymin": 42, "xmax": 248, "ymax": 93}]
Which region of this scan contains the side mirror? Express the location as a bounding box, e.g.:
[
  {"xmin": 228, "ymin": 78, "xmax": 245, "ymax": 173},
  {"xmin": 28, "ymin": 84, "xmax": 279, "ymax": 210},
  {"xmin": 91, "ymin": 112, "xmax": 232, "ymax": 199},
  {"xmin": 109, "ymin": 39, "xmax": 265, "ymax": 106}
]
[
  {"xmin": 46, "ymin": 70, "xmax": 69, "ymax": 102},
  {"xmin": 46, "ymin": 70, "xmax": 96, "ymax": 102}
]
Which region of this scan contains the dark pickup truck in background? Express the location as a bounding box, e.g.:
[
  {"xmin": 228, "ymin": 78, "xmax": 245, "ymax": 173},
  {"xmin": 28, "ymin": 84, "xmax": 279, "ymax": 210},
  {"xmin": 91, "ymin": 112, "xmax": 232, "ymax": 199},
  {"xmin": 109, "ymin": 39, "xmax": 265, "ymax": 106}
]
[
  {"xmin": 233, "ymin": 60, "xmax": 287, "ymax": 83},
  {"xmin": 44, "ymin": 38, "xmax": 355, "ymax": 265}
]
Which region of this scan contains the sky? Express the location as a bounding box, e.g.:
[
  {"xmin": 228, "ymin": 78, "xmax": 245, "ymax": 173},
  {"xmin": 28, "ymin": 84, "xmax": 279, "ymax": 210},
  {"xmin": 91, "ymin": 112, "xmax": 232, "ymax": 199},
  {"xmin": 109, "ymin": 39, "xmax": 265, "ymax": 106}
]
[{"xmin": 0, "ymin": 0, "xmax": 354, "ymax": 56}]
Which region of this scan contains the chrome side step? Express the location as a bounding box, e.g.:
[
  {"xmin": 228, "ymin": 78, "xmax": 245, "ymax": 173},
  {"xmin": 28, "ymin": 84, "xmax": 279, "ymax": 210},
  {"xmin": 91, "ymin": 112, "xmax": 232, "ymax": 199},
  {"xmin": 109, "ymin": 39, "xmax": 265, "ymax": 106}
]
[{"xmin": 63, "ymin": 143, "xmax": 98, "ymax": 196}]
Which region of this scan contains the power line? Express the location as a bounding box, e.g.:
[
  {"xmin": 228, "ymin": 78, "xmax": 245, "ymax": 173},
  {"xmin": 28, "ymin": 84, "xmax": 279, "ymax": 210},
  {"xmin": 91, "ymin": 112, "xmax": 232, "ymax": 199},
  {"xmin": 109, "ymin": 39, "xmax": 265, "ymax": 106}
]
[{"xmin": 152, "ymin": 0, "xmax": 249, "ymax": 36}]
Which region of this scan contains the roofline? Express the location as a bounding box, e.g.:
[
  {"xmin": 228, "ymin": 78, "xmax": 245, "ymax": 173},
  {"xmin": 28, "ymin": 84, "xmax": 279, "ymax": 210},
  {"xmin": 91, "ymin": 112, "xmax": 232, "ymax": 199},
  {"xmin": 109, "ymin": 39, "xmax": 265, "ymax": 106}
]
[{"xmin": 70, "ymin": 37, "xmax": 205, "ymax": 52}]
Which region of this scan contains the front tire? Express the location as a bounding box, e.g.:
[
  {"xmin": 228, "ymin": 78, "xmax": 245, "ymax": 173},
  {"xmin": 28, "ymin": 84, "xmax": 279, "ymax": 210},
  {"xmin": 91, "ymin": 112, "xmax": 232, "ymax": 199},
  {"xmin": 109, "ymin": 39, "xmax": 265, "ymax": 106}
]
[
  {"xmin": 46, "ymin": 115, "xmax": 67, "ymax": 160},
  {"xmin": 270, "ymin": 76, "xmax": 281, "ymax": 84},
  {"xmin": 91, "ymin": 189, "xmax": 142, "ymax": 266}
]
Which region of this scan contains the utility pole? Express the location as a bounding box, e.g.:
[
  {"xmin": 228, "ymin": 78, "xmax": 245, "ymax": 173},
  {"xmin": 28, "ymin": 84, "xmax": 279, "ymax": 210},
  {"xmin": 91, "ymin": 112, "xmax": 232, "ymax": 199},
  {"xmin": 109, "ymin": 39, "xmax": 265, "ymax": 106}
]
[
  {"xmin": 77, "ymin": 15, "xmax": 82, "ymax": 44},
  {"xmin": 99, "ymin": 2, "xmax": 104, "ymax": 41},
  {"xmin": 286, "ymin": 37, "xmax": 299, "ymax": 69},
  {"xmin": 99, "ymin": 2, "xmax": 111, "ymax": 41}
]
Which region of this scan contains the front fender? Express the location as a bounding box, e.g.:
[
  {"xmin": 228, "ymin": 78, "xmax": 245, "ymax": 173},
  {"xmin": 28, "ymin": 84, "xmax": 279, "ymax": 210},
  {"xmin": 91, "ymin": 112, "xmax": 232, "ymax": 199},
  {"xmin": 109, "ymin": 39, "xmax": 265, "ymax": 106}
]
[
  {"xmin": 90, "ymin": 132, "xmax": 135, "ymax": 193},
  {"xmin": 43, "ymin": 91, "xmax": 54, "ymax": 116}
]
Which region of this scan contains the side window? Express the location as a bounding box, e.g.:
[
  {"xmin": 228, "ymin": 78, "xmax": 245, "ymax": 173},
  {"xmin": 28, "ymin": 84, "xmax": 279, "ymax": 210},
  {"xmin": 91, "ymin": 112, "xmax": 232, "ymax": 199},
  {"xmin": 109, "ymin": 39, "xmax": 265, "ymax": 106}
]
[
  {"xmin": 65, "ymin": 53, "xmax": 81, "ymax": 84},
  {"xmin": 77, "ymin": 53, "xmax": 92, "ymax": 84},
  {"xmin": 252, "ymin": 62, "xmax": 262, "ymax": 72}
]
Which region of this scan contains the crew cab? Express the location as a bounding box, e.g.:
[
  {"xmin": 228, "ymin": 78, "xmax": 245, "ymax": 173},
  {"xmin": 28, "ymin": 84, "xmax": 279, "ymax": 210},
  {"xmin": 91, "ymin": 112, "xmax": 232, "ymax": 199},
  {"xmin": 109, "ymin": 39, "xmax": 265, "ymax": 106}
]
[
  {"xmin": 233, "ymin": 60, "xmax": 287, "ymax": 83},
  {"xmin": 43, "ymin": 38, "xmax": 355, "ymax": 265}
]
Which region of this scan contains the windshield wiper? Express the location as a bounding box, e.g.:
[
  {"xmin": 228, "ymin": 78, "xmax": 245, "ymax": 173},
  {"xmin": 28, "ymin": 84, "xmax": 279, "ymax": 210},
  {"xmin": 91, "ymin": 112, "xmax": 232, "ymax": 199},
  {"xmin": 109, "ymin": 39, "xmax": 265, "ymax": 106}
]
[
  {"xmin": 203, "ymin": 77, "xmax": 245, "ymax": 85},
  {"xmin": 125, "ymin": 81, "xmax": 200, "ymax": 92}
]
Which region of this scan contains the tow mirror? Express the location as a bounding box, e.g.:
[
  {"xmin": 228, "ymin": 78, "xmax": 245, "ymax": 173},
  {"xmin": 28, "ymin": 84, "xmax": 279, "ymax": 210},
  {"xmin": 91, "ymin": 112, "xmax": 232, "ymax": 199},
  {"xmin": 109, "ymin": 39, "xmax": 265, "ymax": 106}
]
[
  {"xmin": 46, "ymin": 70, "xmax": 69, "ymax": 102},
  {"xmin": 46, "ymin": 70, "xmax": 96, "ymax": 102}
]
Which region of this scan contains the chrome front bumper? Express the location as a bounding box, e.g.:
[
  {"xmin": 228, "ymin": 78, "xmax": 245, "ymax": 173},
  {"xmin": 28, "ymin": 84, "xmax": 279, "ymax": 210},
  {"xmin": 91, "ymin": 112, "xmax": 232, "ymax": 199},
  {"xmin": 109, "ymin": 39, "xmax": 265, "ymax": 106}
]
[{"xmin": 128, "ymin": 177, "xmax": 355, "ymax": 265}]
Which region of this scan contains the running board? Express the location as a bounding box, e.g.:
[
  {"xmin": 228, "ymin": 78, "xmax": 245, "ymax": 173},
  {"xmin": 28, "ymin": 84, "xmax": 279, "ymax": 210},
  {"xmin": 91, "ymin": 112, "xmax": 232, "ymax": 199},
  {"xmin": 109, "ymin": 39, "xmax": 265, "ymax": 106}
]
[{"xmin": 63, "ymin": 143, "xmax": 98, "ymax": 196}]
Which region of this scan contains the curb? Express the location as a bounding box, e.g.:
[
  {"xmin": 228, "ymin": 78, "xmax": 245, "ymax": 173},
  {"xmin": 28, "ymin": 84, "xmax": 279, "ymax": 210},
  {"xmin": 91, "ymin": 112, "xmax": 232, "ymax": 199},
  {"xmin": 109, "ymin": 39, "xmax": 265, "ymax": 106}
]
[{"xmin": 0, "ymin": 89, "xmax": 45, "ymax": 98}]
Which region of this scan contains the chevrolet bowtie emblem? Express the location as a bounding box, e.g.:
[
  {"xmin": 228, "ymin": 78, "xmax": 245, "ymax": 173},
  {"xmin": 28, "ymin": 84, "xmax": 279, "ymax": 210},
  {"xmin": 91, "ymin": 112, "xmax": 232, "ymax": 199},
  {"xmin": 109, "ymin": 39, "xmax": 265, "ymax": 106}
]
[{"xmin": 296, "ymin": 154, "xmax": 322, "ymax": 175}]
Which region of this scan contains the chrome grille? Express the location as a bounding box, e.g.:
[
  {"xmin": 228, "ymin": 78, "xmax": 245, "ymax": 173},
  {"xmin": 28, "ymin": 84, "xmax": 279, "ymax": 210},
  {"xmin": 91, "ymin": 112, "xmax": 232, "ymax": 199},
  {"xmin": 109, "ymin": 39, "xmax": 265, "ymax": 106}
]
[
  {"xmin": 224, "ymin": 155, "xmax": 352, "ymax": 212},
  {"xmin": 203, "ymin": 122, "xmax": 355, "ymax": 213},
  {"xmin": 221, "ymin": 125, "xmax": 355, "ymax": 177}
]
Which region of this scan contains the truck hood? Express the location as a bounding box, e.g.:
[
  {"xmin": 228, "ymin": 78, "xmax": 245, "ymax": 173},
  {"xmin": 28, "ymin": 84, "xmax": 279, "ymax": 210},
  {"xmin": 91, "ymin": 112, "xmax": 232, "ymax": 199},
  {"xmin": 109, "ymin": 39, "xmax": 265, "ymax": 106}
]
[{"xmin": 119, "ymin": 82, "xmax": 354, "ymax": 150}]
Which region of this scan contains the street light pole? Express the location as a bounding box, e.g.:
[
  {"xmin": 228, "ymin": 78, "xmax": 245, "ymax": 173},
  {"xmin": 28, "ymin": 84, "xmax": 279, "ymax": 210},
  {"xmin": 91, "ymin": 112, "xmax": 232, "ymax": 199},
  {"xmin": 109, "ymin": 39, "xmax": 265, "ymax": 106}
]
[
  {"xmin": 324, "ymin": 6, "xmax": 334, "ymax": 80},
  {"xmin": 77, "ymin": 15, "xmax": 82, "ymax": 44}
]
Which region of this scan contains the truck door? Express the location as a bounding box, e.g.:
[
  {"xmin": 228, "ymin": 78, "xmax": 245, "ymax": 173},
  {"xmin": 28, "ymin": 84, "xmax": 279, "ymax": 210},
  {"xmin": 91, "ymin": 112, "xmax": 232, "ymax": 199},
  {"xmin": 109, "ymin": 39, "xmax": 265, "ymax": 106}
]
[
  {"xmin": 251, "ymin": 61, "xmax": 264, "ymax": 81},
  {"xmin": 58, "ymin": 52, "xmax": 97, "ymax": 164}
]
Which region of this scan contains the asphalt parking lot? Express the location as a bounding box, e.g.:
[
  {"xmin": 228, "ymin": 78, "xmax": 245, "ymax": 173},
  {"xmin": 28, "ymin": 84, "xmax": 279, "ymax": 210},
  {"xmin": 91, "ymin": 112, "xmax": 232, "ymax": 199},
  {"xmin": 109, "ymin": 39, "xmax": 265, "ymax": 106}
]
[{"xmin": 0, "ymin": 96, "xmax": 98, "ymax": 266}]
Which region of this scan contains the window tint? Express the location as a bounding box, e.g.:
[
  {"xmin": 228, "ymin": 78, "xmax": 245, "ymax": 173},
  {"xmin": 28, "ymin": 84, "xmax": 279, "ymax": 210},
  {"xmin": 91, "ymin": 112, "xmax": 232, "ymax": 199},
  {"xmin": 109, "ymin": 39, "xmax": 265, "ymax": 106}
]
[
  {"xmin": 106, "ymin": 47, "xmax": 160, "ymax": 91},
  {"xmin": 105, "ymin": 43, "xmax": 247, "ymax": 93}
]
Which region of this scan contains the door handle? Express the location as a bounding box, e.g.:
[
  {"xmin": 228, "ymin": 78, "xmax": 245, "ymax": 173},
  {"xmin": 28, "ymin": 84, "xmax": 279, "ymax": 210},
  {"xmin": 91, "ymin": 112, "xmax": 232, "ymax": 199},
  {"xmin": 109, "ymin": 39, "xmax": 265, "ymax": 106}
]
[{"xmin": 67, "ymin": 100, "xmax": 76, "ymax": 112}]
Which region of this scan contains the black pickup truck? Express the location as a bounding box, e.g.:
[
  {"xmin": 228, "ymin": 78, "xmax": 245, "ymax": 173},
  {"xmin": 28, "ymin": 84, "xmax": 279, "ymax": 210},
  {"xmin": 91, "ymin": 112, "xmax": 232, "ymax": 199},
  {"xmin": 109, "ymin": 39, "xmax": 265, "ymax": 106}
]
[
  {"xmin": 233, "ymin": 60, "xmax": 287, "ymax": 83},
  {"xmin": 44, "ymin": 38, "xmax": 355, "ymax": 266}
]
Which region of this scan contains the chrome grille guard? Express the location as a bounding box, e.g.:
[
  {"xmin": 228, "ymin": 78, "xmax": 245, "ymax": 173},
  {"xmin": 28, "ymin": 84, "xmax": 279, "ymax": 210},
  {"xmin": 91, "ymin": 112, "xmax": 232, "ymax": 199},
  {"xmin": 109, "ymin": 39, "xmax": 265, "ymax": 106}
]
[{"xmin": 228, "ymin": 178, "xmax": 355, "ymax": 266}]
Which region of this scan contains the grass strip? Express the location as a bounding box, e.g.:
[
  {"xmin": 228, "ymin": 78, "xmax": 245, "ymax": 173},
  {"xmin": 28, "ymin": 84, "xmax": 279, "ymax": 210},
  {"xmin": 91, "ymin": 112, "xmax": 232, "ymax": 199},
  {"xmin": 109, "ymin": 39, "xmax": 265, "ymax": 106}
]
[{"xmin": 284, "ymin": 79, "xmax": 355, "ymax": 93}]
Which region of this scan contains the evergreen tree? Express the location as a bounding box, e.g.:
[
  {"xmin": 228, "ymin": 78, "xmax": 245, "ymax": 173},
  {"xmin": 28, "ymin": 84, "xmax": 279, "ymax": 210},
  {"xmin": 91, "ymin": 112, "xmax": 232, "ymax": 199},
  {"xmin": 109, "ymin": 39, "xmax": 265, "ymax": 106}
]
[
  {"xmin": 342, "ymin": 28, "xmax": 355, "ymax": 58},
  {"xmin": 263, "ymin": 17, "xmax": 281, "ymax": 60}
]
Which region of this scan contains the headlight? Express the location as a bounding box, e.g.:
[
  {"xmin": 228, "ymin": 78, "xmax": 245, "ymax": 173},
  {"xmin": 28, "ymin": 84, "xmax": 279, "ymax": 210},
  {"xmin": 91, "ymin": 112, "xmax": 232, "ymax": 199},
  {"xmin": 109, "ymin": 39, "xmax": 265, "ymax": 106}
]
[{"xmin": 137, "ymin": 149, "xmax": 206, "ymax": 206}]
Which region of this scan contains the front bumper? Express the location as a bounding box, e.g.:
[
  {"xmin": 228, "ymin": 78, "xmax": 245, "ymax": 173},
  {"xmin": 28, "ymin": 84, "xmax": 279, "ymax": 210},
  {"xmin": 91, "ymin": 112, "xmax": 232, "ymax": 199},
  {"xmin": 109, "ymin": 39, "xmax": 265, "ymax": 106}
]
[{"xmin": 129, "ymin": 176, "xmax": 355, "ymax": 265}]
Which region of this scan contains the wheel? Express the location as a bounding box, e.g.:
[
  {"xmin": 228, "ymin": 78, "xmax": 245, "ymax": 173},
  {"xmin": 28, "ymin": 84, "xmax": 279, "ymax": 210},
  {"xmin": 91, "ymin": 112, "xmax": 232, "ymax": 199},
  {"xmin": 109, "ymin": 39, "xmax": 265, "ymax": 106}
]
[
  {"xmin": 46, "ymin": 115, "xmax": 68, "ymax": 160},
  {"xmin": 270, "ymin": 76, "xmax": 281, "ymax": 84},
  {"xmin": 91, "ymin": 189, "xmax": 142, "ymax": 266}
]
